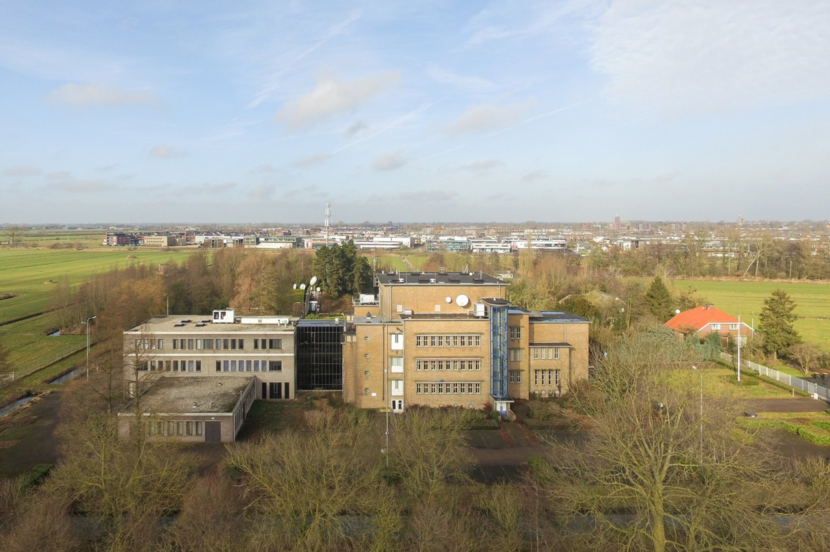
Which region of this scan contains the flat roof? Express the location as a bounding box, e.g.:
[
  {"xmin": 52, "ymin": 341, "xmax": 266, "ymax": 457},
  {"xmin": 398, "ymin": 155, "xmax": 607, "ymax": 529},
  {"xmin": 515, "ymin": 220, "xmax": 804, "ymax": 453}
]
[
  {"xmin": 529, "ymin": 342, "xmax": 572, "ymax": 347},
  {"xmin": 508, "ymin": 308, "xmax": 590, "ymax": 323},
  {"xmin": 376, "ymin": 271, "xmax": 506, "ymax": 285},
  {"xmin": 126, "ymin": 315, "xmax": 297, "ymax": 334},
  {"xmin": 401, "ymin": 313, "xmax": 488, "ymax": 320},
  {"xmin": 132, "ymin": 376, "xmax": 252, "ymax": 414}
]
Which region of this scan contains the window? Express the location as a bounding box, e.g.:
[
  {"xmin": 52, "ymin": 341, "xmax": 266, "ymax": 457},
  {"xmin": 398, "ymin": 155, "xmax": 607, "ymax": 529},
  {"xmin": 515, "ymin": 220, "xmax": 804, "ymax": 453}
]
[
  {"xmin": 246, "ymin": 360, "xmax": 252, "ymax": 372},
  {"xmin": 215, "ymin": 339, "xmax": 222, "ymax": 350},
  {"xmin": 187, "ymin": 339, "xmax": 194, "ymax": 350},
  {"xmin": 453, "ymin": 336, "xmax": 459, "ymax": 347},
  {"xmin": 188, "ymin": 360, "xmax": 195, "ymax": 372},
  {"xmin": 510, "ymin": 371, "xmax": 522, "ymax": 383},
  {"xmin": 231, "ymin": 339, "xmax": 236, "ymax": 350},
  {"xmin": 430, "ymin": 336, "xmax": 436, "ymax": 347},
  {"xmin": 238, "ymin": 339, "xmax": 244, "ymax": 350},
  {"xmin": 269, "ymin": 339, "xmax": 282, "ymax": 350},
  {"xmin": 416, "ymin": 336, "xmax": 422, "ymax": 347},
  {"xmin": 729, "ymin": 323, "xmax": 738, "ymax": 330},
  {"xmin": 509, "ymin": 326, "xmax": 522, "ymax": 340},
  {"xmin": 195, "ymin": 422, "xmax": 202, "ymax": 436},
  {"xmin": 269, "ymin": 360, "xmax": 282, "ymax": 372},
  {"xmin": 223, "ymin": 360, "xmax": 229, "ymax": 372},
  {"xmin": 254, "ymin": 339, "xmax": 259, "ymax": 350},
  {"xmin": 230, "ymin": 360, "xmax": 237, "ymax": 372},
  {"xmin": 215, "ymin": 361, "xmax": 221, "ymax": 372},
  {"xmin": 416, "ymin": 383, "xmax": 422, "ymax": 394},
  {"xmin": 173, "ymin": 340, "xmax": 179, "ymax": 350},
  {"xmin": 460, "ymin": 336, "xmax": 466, "ymax": 347},
  {"xmin": 186, "ymin": 422, "xmax": 193, "ymax": 436},
  {"xmin": 195, "ymin": 361, "xmax": 201, "ymax": 372},
  {"xmin": 196, "ymin": 339, "xmax": 202, "ymax": 350},
  {"xmin": 553, "ymin": 348, "xmax": 560, "ymax": 360},
  {"xmin": 475, "ymin": 383, "xmax": 481, "ymax": 394},
  {"xmin": 157, "ymin": 339, "xmax": 163, "ymax": 349},
  {"xmin": 253, "ymin": 360, "xmax": 259, "ymax": 372},
  {"xmin": 711, "ymin": 324, "xmax": 721, "ymax": 330},
  {"xmin": 475, "ymin": 335, "xmax": 481, "ymax": 347},
  {"xmin": 391, "ymin": 357, "xmax": 404, "ymax": 373},
  {"xmin": 204, "ymin": 339, "xmax": 213, "ymax": 350},
  {"xmin": 509, "ymin": 349, "xmax": 523, "ymax": 362},
  {"xmin": 223, "ymin": 339, "xmax": 229, "ymax": 350}
]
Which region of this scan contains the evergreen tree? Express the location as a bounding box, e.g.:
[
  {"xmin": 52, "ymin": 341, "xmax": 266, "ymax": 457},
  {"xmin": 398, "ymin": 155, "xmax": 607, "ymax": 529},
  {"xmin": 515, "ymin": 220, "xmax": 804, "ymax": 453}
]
[
  {"xmin": 758, "ymin": 289, "xmax": 801, "ymax": 360},
  {"xmin": 314, "ymin": 241, "xmax": 373, "ymax": 298},
  {"xmin": 644, "ymin": 275, "xmax": 674, "ymax": 322}
]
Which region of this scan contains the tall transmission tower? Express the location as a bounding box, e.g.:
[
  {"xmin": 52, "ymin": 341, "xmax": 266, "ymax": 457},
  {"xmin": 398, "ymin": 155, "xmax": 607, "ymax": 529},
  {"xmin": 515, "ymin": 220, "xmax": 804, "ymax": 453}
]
[{"xmin": 325, "ymin": 203, "xmax": 331, "ymax": 246}]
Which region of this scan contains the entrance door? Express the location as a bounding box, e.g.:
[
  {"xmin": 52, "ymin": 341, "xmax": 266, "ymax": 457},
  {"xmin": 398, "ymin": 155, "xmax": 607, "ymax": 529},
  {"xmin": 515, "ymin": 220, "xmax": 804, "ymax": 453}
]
[
  {"xmin": 205, "ymin": 421, "xmax": 221, "ymax": 443},
  {"xmin": 392, "ymin": 399, "xmax": 404, "ymax": 413}
]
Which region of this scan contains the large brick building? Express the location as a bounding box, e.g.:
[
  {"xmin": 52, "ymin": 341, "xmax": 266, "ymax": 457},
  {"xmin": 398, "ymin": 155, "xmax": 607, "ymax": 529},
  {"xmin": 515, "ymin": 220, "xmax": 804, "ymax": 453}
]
[
  {"xmin": 343, "ymin": 272, "xmax": 590, "ymax": 415},
  {"xmin": 121, "ymin": 271, "xmax": 590, "ymax": 441}
]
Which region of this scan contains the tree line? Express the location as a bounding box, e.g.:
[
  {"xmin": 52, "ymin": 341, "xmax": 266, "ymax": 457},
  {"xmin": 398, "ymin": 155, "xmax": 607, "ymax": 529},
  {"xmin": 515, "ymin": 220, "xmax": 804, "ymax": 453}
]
[{"xmin": 3, "ymin": 326, "xmax": 830, "ymax": 551}]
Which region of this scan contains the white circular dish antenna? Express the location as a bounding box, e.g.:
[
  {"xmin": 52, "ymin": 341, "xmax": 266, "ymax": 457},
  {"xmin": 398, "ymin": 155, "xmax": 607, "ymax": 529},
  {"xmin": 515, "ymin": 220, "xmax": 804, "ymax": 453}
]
[
  {"xmin": 456, "ymin": 294, "xmax": 470, "ymax": 307},
  {"xmin": 310, "ymin": 276, "xmax": 318, "ymax": 287},
  {"xmin": 446, "ymin": 296, "xmax": 452, "ymax": 303}
]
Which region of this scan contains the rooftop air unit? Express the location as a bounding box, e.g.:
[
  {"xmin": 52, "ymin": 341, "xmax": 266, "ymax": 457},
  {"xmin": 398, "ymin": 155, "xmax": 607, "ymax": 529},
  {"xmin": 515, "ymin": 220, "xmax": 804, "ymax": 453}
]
[
  {"xmin": 474, "ymin": 303, "xmax": 486, "ymax": 317},
  {"xmin": 212, "ymin": 309, "xmax": 235, "ymax": 324}
]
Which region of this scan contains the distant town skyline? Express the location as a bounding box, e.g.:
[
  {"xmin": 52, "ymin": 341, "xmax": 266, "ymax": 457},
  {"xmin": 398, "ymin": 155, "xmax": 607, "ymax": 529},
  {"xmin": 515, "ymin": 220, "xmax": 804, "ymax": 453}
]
[{"xmin": 2, "ymin": 1, "xmax": 830, "ymax": 223}]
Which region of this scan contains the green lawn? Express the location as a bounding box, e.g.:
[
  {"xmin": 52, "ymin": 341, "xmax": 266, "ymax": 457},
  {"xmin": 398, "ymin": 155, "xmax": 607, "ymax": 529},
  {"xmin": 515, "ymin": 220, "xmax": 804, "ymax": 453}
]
[
  {"xmin": 0, "ymin": 248, "xmax": 201, "ymax": 383},
  {"xmin": 675, "ymin": 365, "xmax": 796, "ymax": 400},
  {"xmin": 674, "ymin": 279, "xmax": 830, "ymax": 351}
]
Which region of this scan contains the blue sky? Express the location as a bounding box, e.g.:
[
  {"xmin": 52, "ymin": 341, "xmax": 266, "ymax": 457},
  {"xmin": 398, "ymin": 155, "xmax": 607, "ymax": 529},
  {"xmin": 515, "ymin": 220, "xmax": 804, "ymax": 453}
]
[{"xmin": 2, "ymin": 0, "xmax": 830, "ymax": 224}]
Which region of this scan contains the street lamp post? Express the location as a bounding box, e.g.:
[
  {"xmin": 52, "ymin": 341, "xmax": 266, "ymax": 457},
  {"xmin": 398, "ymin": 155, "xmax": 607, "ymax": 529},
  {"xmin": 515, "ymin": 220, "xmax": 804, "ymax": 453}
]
[
  {"xmin": 85, "ymin": 316, "xmax": 96, "ymax": 379},
  {"xmin": 691, "ymin": 365, "xmax": 703, "ymax": 462}
]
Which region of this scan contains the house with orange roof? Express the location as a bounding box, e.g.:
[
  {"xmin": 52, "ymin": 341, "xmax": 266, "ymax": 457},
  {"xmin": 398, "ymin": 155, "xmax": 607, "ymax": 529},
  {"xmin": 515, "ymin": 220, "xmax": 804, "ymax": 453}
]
[{"xmin": 664, "ymin": 305, "xmax": 754, "ymax": 341}]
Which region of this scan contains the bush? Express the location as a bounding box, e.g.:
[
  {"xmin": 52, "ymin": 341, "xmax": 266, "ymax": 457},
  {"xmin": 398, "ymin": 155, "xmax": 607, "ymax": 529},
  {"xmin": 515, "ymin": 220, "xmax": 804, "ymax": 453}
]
[
  {"xmin": 20, "ymin": 464, "xmax": 52, "ymax": 490},
  {"xmin": 488, "ymin": 410, "xmax": 501, "ymax": 421}
]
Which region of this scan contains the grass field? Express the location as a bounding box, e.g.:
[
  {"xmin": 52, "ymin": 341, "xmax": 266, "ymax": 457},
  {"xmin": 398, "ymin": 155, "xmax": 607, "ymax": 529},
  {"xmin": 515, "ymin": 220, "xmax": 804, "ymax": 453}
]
[
  {"xmin": 674, "ymin": 279, "xmax": 830, "ymax": 351},
  {"xmin": 0, "ymin": 247, "xmax": 201, "ymax": 384}
]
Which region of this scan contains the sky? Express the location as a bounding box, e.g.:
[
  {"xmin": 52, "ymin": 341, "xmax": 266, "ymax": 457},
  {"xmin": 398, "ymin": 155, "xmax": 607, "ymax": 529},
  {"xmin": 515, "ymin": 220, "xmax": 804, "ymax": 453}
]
[{"xmin": 2, "ymin": 0, "xmax": 830, "ymax": 224}]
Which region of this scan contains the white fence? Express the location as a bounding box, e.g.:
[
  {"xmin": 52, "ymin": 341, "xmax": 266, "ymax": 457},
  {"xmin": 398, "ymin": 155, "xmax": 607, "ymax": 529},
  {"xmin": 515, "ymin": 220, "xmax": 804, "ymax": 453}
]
[{"xmin": 720, "ymin": 352, "xmax": 830, "ymax": 402}]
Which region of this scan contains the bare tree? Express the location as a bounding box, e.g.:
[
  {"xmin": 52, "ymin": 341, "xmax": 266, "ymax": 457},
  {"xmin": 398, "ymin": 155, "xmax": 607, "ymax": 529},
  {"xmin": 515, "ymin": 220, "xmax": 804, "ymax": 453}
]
[{"xmin": 538, "ymin": 329, "xmax": 830, "ymax": 552}]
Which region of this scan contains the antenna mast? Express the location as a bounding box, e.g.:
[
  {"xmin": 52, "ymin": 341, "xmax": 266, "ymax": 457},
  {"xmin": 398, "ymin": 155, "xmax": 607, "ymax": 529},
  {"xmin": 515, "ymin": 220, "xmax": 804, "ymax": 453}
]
[{"xmin": 325, "ymin": 203, "xmax": 331, "ymax": 246}]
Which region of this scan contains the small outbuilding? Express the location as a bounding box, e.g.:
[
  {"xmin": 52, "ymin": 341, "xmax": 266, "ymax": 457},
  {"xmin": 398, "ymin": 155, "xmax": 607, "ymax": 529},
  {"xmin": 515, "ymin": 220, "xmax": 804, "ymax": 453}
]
[{"xmin": 118, "ymin": 376, "xmax": 256, "ymax": 443}]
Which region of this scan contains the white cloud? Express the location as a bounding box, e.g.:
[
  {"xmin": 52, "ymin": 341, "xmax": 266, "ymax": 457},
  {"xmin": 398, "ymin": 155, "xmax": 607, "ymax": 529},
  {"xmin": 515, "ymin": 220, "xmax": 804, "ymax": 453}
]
[
  {"xmin": 344, "ymin": 121, "xmax": 368, "ymax": 138},
  {"xmin": 446, "ymin": 101, "xmax": 531, "ymax": 134},
  {"xmin": 294, "ymin": 153, "xmax": 334, "ymax": 168},
  {"xmin": 46, "ymin": 83, "xmax": 158, "ymax": 108},
  {"xmin": 49, "ymin": 178, "xmax": 109, "ymax": 193},
  {"xmin": 247, "ymin": 184, "xmax": 276, "ymax": 199},
  {"xmin": 251, "ymin": 164, "xmax": 278, "ymax": 173},
  {"xmin": 458, "ymin": 159, "xmax": 503, "ymax": 171},
  {"xmin": 276, "ymin": 72, "xmax": 400, "ymax": 129},
  {"xmin": 150, "ymin": 146, "xmax": 187, "ymax": 159},
  {"xmin": 3, "ymin": 166, "xmax": 40, "ymax": 177},
  {"xmin": 374, "ymin": 149, "xmax": 406, "ymax": 171},
  {"xmin": 521, "ymin": 170, "xmax": 548, "ymax": 182},
  {"xmin": 427, "ymin": 64, "xmax": 494, "ymax": 91},
  {"xmin": 590, "ymin": 0, "xmax": 830, "ymax": 113}
]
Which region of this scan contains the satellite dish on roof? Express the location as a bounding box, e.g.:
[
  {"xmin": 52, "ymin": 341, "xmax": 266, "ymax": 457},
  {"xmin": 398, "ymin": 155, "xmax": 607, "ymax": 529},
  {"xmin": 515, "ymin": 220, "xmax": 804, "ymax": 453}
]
[
  {"xmin": 456, "ymin": 294, "xmax": 470, "ymax": 307},
  {"xmin": 446, "ymin": 296, "xmax": 452, "ymax": 303},
  {"xmin": 310, "ymin": 276, "xmax": 318, "ymax": 287}
]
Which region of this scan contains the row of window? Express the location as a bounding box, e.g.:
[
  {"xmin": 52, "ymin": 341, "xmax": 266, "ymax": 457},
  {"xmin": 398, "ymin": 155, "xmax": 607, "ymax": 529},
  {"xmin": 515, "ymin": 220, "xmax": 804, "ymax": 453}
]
[
  {"xmin": 138, "ymin": 359, "xmax": 282, "ymax": 372},
  {"xmin": 509, "ymin": 370, "xmax": 522, "ymax": 383},
  {"xmin": 509, "ymin": 349, "xmax": 523, "ymax": 362},
  {"xmin": 167, "ymin": 338, "xmax": 283, "ymax": 351},
  {"xmin": 532, "ymin": 347, "xmax": 560, "ymax": 360},
  {"xmin": 535, "ymin": 369, "xmax": 561, "ymax": 386},
  {"xmin": 711, "ymin": 324, "xmax": 739, "ymax": 330},
  {"xmin": 144, "ymin": 420, "xmax": 202, "ymax": 436},
  {"xmin": 416, "ymin": 359, "xmax": 481, "ymax": 371},
  {"xmin": 140, "ymin": 360, "xmax": 201, "ymax": 372},
  {"xmin": 416, "ymin": 335, "xmax": 481, "ymax": 348},
  {"xmin": 217, "ymin": 360, "xmax": 282, "ymax": 372},
  {"xmin": 509, "ymin": 326, "xmax": 522, "ymax": 340},
  {"xmin": 415, "ymin": 382, "xmax": 482, "ymax": 395}
]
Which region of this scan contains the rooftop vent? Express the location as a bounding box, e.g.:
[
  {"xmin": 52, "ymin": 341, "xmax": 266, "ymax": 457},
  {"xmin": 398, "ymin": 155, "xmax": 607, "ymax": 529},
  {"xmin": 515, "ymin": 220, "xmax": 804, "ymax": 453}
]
[
  {"xmin": 195, "ymin": 323, "xmax": 206, "ymax": 327},
  {"xmin": 180, "ymin": 318, "xmax": 191, "ymax": 323},
  {"xmin": 174, "ymin": 323, "xmax": 185, "ymax": 327}
]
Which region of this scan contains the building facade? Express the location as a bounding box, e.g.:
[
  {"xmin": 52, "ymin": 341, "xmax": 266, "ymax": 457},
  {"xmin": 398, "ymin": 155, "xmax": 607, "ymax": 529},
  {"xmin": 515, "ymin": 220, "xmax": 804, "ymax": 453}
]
[
  {"xmin": 343, "ymin": 272, "xmax": 589, "ymax": 415},
  {"xmin": 123, "ymin": 310, "xmax": 298, "ymax": 402}
]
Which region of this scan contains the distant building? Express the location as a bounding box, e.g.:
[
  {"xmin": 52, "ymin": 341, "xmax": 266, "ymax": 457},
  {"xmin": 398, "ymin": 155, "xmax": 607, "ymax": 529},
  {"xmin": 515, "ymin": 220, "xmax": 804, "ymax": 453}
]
[
  {"xmin": 664, "ymin": 305, "xmax": 754, "ymax": 341},
  {"xmin": 142, "ymin": 235, "xmax": 176, "ymax": 247}
]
